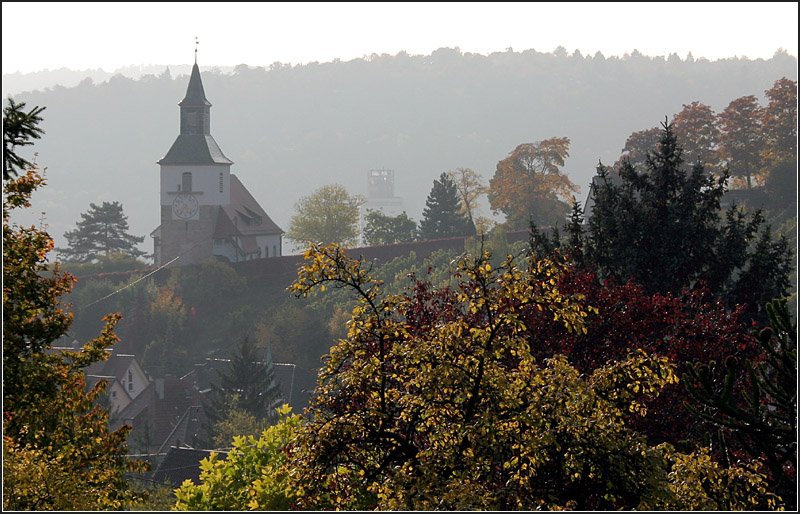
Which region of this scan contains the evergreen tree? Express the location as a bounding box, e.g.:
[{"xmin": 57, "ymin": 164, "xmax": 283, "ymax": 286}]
[
  {"xmin": 419, "ymin": 172, "xmax": 475, "ymax": 240},
  {"xmin": 61, "ymin": 201, "xmax": 146, "ymax": 262},
  {"xmin": 545, "ymin": 121, "xmax": 791, "ymax": 321},
  {"xmin": 3, "ymin": 97, "xmax": 45, "ymax": 180},
  {"xmin": 206, "ymin": 337, "xmax": 282, "ymax": 435}
]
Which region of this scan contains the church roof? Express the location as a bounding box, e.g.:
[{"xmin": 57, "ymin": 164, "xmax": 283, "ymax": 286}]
[
  {"xmin": 158, "ymin": 134, "xmax": 233, "ymax": 165},
  {"xmin": 213, "ymin": 175, "xmax": 283, "ymax": 238},
  {"xmin": 179, "ymin": 63, "xmax": 211, "ymax": 107}
]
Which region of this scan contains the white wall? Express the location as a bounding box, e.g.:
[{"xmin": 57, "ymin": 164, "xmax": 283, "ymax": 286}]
[{"xmin": 160, "ymin": 164, "xmax": 231, "ymax": 206}]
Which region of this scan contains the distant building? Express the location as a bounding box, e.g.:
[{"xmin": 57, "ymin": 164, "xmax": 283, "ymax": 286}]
[
  {"xmin": 361, "ymin": 169, "xmax": 404, "ymax": 243},
  {"xmin": 151, "ymin": 62, "xmax": 283, "ymax": 266}
]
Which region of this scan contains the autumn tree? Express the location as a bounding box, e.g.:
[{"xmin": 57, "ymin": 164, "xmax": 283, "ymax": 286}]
[
  {"xmin": 718, "ymin": 95, "xmax": 764, "ymax": 188},
  {"xmin": 447, "ymin": 167, "xmax": 488, "ymax": 233},
  {"xmin": 516, "ymin": 262, "xmax": 764, "ymax": 447},
  {"xmin": 418, "ymin": 172, "xmax": 475, "ymax": 240},
  {"xmin": 671, "ymin": 101, "xmax": 721, "ymax": 173},
  {"xmin": 363, "ymin": 209, "xmax": 417, "ymax": 246},
  {"xmin": 615, "ymin": 126, "xmax": 661, "ymax": 169},
  {"xmin": 488, "ymin": 137, "xmax": 578, "ymax": 230},
  {"xmin": 60, "ymin": 200, "xmax": 146, "ymax": 262},
  {"xmin": 3, "ymin": 113, "xmax": 143, "ymax": 508},
  {"xmin": 286, "ymin": 183, "xmax": 363, "ymax": 248},
  {"xmin": 282, "ymin": 242, "xmax": 780, "ymax": 510},
  {"xmin": 2, "ymin": 97, "xmax": 45, "ymax": 180},
  {"xmin": 761, "ymin": 77, "xmax": 797, "ymax": 166}
]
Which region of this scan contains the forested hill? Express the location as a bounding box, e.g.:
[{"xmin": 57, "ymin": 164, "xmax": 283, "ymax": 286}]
[{"xmin": 7, "ymin": 48, "xmax": 796, "ymax": 254}]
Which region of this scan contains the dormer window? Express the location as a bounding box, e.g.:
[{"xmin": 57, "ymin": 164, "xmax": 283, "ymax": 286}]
[{"xmin": 128, "ymin": 369, "xmax": 133, "ymax": 391}]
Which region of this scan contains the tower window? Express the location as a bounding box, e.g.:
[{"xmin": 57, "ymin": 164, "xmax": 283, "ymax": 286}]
[
  {"xmin": 182, "ymin": 172, "xmax": 192, "ymax": 192},
  {"xmin": 219, "ymin": 172, "xmax": 223, "ymax": 193}
]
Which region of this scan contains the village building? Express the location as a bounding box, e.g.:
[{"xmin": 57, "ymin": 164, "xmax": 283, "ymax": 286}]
[{"xmin": 151, "ymin": 61, "xmax": 283, "ymax": 266}]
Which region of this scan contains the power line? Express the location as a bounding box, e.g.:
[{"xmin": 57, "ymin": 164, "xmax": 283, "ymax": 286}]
[{"xmin": 77, "ymin": 256, "xmax": 179, "ymax": 311}]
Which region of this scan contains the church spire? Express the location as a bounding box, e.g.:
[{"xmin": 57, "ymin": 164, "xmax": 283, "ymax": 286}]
[
  {"xmin": 179, "ymin": 62, "xmax": 211, "ymax": 107},
  {"xmin": 158, "ymin": 51, "xmax": 232, "ymax": 165}
]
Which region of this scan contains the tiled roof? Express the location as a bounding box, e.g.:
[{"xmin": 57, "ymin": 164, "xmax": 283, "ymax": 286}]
[{"xmin": 158, "ymin": 134, "xmax": 233, "ymax": 165}]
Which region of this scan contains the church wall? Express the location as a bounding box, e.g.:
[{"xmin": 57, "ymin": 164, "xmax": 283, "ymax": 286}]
[
  {"xmin": 160, "ymin": 164, "xmax": 231, "ymax": 206},
  {"xmin": 158, "ymin": 204, "xmax": 216, "ymax": 266},
  {"xmin": 256, "ymin": 234, "xmax": 283, "ymax": 258}
]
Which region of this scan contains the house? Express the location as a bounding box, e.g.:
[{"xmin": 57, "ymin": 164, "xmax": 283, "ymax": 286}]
[{"xmin": 85, "ymin": 352, "xmax": 150, "ymax": 415}]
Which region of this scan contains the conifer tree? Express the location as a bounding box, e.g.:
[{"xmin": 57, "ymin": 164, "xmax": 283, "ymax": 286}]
[
  {"xmin": 206, "ymin": 336, "xmax": 282, "ymax": 432},
  {"xmin": 550, "ymin": 120, "xmax": 791, "ymax": 321},
  {"xmin": 418, "ymin": 172, "xmax": 475, "ymax": 240},
  {"xmin": 61, "ymin": 201, "xmax": 146, "ymax": 262}
]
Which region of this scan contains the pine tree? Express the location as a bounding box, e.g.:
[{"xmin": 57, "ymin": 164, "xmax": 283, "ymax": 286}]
[
  {"xmin": 61, "ymin": 201, "xmax": 146, "ymax": 262},
  {"xmin": 587, "ymin": 121, "xmax": 790, "ymax": 320},
  {"xmin": 419, "ymin": 172, "xmax": 475, "ymax": 240},
  {"xmin": 207, "ymin": 336, "xmax": 282, "ymax": 429},
  {"xmin": 3, "ymin": 98, "xmax": 45, "ymax": 180}
]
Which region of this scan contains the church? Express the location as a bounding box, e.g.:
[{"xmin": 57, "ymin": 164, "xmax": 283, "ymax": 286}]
[{"xmin": 151, "ymin": 62, "xmax": 283, "ymax": 266}]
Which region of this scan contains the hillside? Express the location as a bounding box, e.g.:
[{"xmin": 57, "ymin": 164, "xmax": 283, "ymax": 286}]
[{"xmin": 6, "ymin": 47, "xmax": 796, "ymax": 254}]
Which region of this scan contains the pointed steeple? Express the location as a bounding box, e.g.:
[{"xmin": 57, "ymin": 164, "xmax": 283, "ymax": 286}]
[
  {"xmin": 158, "ymin": 61, "xmax": 232, "ymax": 165},
  {"xmin": 179, "ymin": 63, "xmax": 211, "ymax": 107}
]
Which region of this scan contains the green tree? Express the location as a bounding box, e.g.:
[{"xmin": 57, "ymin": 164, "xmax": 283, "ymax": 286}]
[
  {"xmin": 579, "ymin": 121, "xmax": 791, "ymax": 320},
  {"xmin": 718, "ymin": 95, "xmax": 764, "ymax": 189},
  {"xmin": 60, "ymin": 200, "xmax": 146, "ymax": 262},
  {"xmin": 488, "ymin": 137, "xmax": 578, "ymax": 230},
  {"xmin": 173, "ymin": 405, "xmax": 302, "ymax": 511},
  {"xmin": 419, "ymin": 172, "xmax": 475, "ymax": 240},
  {"xmin": 363, "ymin": 209, "xmax": 417, "ymax": 246},
  {"xmin": 3, "ymin": 168, "xmax": 142, "ymax": 507},
  {"xmin": 3, "ymin": 97, "xmax": 45, "ymax": 180},
  {"xmin": 283, "ymin": 242, "xmax": 780, "ymax": 510},
  {"xmin": 286, "ymin": 183, "xmax": 363, "ymax": 248},
  {"xmin": 684, "ymin": 298, "xmax": 797, "ymax": 509}
]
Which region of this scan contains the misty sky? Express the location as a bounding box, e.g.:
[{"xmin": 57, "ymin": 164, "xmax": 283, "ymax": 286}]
[{"xmin": 3, "ymin": 2, "xmax": 798, "ymax": 74}]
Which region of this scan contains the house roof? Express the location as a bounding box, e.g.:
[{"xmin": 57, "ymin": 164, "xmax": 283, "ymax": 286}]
[
  {"xmin": 158, "ymin": 134, "xmax": 233, "ymax": 165},
  {"xmin": 85, "ymin": 353, "xmax": 137, "ymax": 382},
  {"xmin": 152, "ymin": 446, "xmax": 224, "ymax": 487}
]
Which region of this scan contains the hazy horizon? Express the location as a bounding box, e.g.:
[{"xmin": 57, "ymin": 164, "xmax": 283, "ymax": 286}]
[{"xmin": 3, "ymin": 2, "xmax": 797, "ymax": 75}]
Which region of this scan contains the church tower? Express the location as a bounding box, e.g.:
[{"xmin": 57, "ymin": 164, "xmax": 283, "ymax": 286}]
[{"xmin": 152, "ymin": 61, "xmax": 282, "ymax": 266}]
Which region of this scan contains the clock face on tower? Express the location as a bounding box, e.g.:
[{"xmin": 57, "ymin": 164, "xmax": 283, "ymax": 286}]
[{"xmin": 172, "ymin": 193, "xmax": 199, "ymax": 220}]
